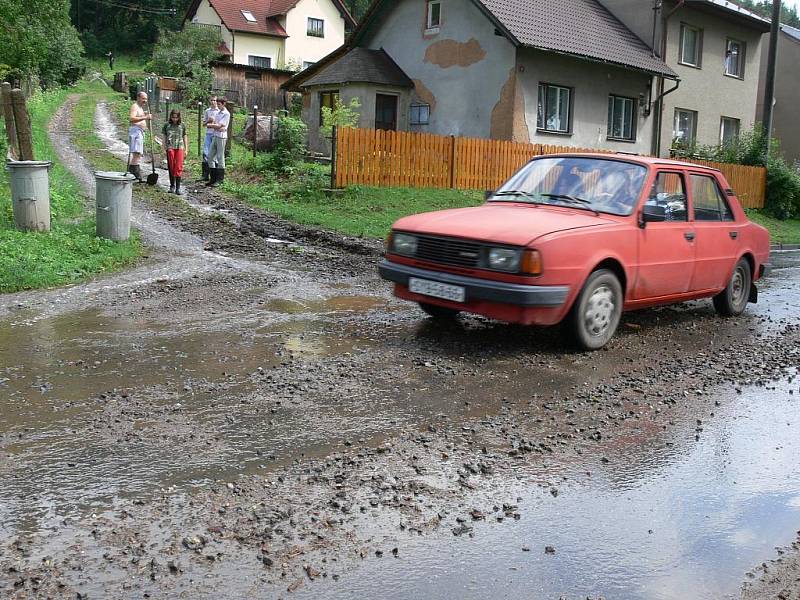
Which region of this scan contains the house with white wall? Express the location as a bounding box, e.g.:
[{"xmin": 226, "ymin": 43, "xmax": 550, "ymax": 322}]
[{"xmin": 184, "ymin": 0, "xmax": 355, "ymax": 71}]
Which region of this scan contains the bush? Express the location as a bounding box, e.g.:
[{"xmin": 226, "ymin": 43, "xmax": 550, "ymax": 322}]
[
  {"xmin": 321, "ymin": 97, "xmax": 361, "ymax": 137},
  {"xmin": 765, "ymin": 157, "xmax": 800, "ymax": 220},
  {"xmin": 148, "ymin": 27, "xmax": 221, "ymax": 79},
  {"xmin": 272, "ymin": 116, "xmax": 307, "ymax": 173}
]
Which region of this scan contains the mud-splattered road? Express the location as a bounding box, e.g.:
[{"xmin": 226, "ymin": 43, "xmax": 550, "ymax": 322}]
[{"xmin": 1, "ymin": 97, "xmax": 799, "ymax": 600}]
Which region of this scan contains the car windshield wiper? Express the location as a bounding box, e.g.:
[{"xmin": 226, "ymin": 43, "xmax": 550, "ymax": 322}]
[
  {"xmin": 489, "ymin": 190, "xmax": 543, "ymax": 204},
  {"xmin": 540, "ymin": 193, "xmax": 599, "ymax": 215}
]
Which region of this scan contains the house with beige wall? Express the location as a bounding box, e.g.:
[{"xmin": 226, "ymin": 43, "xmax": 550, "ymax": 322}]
[
  {"xmin": 184, "ymin": 0, "xmax": 355, "ymax": 70},
  {"xmin": 286, "ymin": 0, "xmax": 677, "ymax": 154},
  {"xmin": 599, "ymin": 0, "xmax": 769, "ymax": 156}
]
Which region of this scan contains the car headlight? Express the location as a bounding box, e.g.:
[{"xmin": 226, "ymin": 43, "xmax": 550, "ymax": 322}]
[
  {"xmin": 391, "ymin": 233, "xmax": 418, "ymax": 256},
  {"xmin": 487, "ymin": 247, "xmax": 521, "ymax": 271}
]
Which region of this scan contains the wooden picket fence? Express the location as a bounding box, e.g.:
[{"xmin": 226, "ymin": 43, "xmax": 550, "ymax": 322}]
[{"xmin": 333, "ymin": 127, "xmax": 766, "ymax": 209}]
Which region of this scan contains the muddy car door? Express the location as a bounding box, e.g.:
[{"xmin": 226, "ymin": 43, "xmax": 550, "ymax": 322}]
[
  {"xmin": 633, "ymin": 170, "xmax": 696, "ymax": 299},
  {"xmin": 688, "ymin": 172, "xmax": 739, "ymax": 292}
]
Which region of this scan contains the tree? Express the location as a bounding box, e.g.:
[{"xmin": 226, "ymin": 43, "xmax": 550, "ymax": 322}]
[
  {"xmin": 0, "ymin": 0, "xmax": 86, "ymax": 87},
  {"xmin": 148, "ymin": 27, "xmax": 222, "ymax": 78}
]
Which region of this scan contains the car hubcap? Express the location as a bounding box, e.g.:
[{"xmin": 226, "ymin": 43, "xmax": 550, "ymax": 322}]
[
  {"xmin": 584, "ymin": 284, "xmax": 616, "ymax": 337},
  {"xmin": 731, "ymin": 266, "xmax": 746, "ymax": 306}
]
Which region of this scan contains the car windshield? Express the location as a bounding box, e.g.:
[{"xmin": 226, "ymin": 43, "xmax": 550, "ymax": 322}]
[{"xmin": 489, "ymin": 157, "xmax": 648, "ymax": 216}]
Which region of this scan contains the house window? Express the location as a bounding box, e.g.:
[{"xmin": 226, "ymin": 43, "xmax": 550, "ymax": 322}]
[
  {"xmin": 319, "ymin": 90, "xmax": 339, "ymax": 125},
  {"xmin": 241, "ymin": 10, "xmax": 256, "ymax": 23},
  {"xmin": 410, "ymin": 103, "xmax": 430, "ymax": 125},
  {"xmin": 720, "ymin": 116, "xmax": 740, "ymax": 144},
  {"xmin": 427, "ymin": 1, "xmax": 441, "ymax": 30},
  {"xmin": 679, "ymin": 24, "xmax": 702, "ymax": 67},
  {"xmin": 725, "ymin": 39, "xmax": 745, "ymax": 78},
  {"xmin": 245, "ymin": 71, "xmax": 260, "ymax": 80},
  {"xmin": 537, "ymin": 83, "xmax": 571, "ymax": 133},
  {"xmin": 607, "ymin": 95, "xmax": 636, "ymax": 141},
  {"xmin": 673, "ymin": 108, "xmax": 697, "ymax": 144},
  {"xmin": 308, "ymin": 18, "xmax": 324, "ymax": 37},
  {"xmin": 248, "ymin": 55, "xmax": 271, "ymax": 69}
]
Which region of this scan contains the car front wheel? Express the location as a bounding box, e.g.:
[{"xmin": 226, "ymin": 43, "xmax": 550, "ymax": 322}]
[
  {"xmin": 570, "ymin": 269, "xmax": 623, "ymax": 350},
  {"xmin": 713, "ymin": 258, "xmax": 751, "ymax": 316},
  {"xmin": 419, "ymin": 302, "xmax": 461, "ymax": 319}
]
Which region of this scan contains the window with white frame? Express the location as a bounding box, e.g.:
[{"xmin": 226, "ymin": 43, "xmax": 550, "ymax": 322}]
[
  {"xmin": 725, "ymin": 39, "xmax": 745, "ymax": 78},
  {"xmin": 410, "ymin": 103, "xmax": 430, "ymax": 125},
  {"xmin": 308, "ymin": 17, "xmax": 324, "ymax": 37},
  {"xmin": 241, "ymin": 10, "xmax": 256, "ymax": 22},
  {"xmin": 720, "ymin": 116, "xmax": 740, "ymax": 144},
  {"xmin": 679, "ymin": 23, "xmax": 702, "ymax": 67},
  {"xmin": 248, "ymin": 55, "xmax": 271, "ymax": 69},
  {"xmin": 426, "ymin": 1, "xmax": 441, "ymax": 30},
  {"xmin": 537, "ymin": 83, "xmax": 571, "ymax": 133},
  {"xmin": 673, "ymin": 108, "xmax": 697, "ymax": 144},
  {"xmin": 607, "ymin": 95, "xmax": 636, "ymax": 141}
]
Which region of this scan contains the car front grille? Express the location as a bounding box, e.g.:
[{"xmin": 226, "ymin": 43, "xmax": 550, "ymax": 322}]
[{"xmin": 414, "ymin": 235, "xmax": 483, "ymax": 268}]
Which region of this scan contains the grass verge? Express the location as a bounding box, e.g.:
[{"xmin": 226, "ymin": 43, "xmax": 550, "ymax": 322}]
[
  {"xmin": 0, "ymin": 81, "xmax": 141, "ymax": 293},
  {"xmin": 746, "ymin": 210, "xmax": 800, "ymax": 245}
]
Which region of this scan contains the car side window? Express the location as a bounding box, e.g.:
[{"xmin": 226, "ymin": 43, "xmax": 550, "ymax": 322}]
[
  {"xmin": 691, "ymin": 174, "xmax": 734, "ymax": 221},
  {"xmin": 646, "ymin": 172, "xmax": 687, "ymax": 221}
]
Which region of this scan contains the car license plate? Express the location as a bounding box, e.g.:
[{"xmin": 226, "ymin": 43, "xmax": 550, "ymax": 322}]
[{"xmin": 408, "ymin": 277, "xmax": 465, "ymax": 303}]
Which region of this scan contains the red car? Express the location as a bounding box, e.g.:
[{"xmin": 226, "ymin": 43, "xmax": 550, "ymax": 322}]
[{"xmin": 379, "ymin": 154, "xmax": 772, "ymax": 350}]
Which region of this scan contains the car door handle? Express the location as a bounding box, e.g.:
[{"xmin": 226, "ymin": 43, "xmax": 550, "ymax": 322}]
[
  {"xmin": 729, "ymin": 231, "xmax": 738, "ymax": 239},
  {"xmin": 684, "ymin": 232, "xmax": 695, "ymax": 241}
]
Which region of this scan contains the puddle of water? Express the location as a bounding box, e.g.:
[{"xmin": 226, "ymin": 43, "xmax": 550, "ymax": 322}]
[
  {"xmin": 301, "ymin": 378, "xmax": 800, "ymax": 600},
  {"xmin": 262, "ymin": 295, "xmax": 386, "ymax": 315}
]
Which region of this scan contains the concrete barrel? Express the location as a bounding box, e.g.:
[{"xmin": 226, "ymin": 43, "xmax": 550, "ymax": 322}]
[
  {"xmin": 95, "ymin": 171, "xmax": 135, "ymax": 241},
  {"xmin": 6, "ymin": 160, "xmax": 53, "ymax": 232}
]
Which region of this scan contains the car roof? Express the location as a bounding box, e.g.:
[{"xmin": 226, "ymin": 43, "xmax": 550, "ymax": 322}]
[{"xmin": 533, "ymin": 153, "xmax": 721, "ymax": 173}]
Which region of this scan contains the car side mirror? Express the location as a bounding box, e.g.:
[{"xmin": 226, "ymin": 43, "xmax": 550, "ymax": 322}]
[
  {"xmin": 639, "ymin": 203, "xmax": 666, "ymax": 228},
  {"xmin": 484, "ymin": 190, "xmax": 494, "ymax": 200}
]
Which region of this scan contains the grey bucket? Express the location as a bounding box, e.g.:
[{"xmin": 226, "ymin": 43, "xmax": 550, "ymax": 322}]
[
  {"xmin": 95, "ymin": 171, "xmax": 135, "ymax": 241},
  {"xmin": 6, "ymin": 160, "xmax": 53, "ymax": 232}
]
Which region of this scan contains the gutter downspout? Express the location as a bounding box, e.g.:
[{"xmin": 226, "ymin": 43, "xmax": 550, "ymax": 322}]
[{"xmin": 651, "ymin": 0, "xmax": 685, "ymax": 156}]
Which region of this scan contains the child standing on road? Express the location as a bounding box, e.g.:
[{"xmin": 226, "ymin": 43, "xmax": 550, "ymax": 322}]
[{"xmin": 161, "ymin": 109, "xmax": 189, "ymax": 195}]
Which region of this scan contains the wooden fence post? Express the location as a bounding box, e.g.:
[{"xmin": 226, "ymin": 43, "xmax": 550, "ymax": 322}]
[
  {"xmin": 253, "ymin": 104, "xmax": 258, "ymax": 157},
  {"xmin": 11, "ymin": 89, "xmax": 34, "ymax": 161},
  {"xmin": 1, "ymin": 83, "xmax": 19, "ymax": 160},
  {"xmin": 449, "ymin": 135, "xmax": 456, "ymax": 189},
  {"xmin": 330, "ymin": 125, "xmax": 338, "ymax": 189}
]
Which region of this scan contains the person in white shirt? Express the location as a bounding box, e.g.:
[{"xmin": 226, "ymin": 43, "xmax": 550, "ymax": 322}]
[
  {"xmin": 201, "ymin": 96, "xmax": 219, "ymax": 182},
  {"xmin": 205, "ymin": 97, "xmax": 230, "ymax": 187}
]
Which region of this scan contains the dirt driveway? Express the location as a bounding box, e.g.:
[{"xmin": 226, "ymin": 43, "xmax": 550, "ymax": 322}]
[{"xmin": 1, "ymin": 98, "xmax": 799, "ymax": 600}]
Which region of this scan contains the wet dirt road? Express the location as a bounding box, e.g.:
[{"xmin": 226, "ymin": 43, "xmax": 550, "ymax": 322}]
[{"xmin": 1, "ymin": 98, "xmax": 799, "ymax": 599}]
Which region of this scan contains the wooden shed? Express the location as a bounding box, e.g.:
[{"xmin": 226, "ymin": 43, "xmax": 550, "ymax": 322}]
[{"xmin": 211, "ymin": 62, "xmax": 293, "ymax": 114}]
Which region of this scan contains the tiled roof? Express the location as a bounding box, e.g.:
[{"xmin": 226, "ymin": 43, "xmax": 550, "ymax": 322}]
[
  {"xmin": 301, "ymin": 48, "xmax": 413, "ymax": 88},
  {"xmin": 207, "ymin": 0, "xmax": 288, "ymax": 36},
  {"xmin": 263, "ymin": 0, "xmax": 356, "ymax": 27},
  {"xmin": 477, "ymin": 0, "xmax": 676, "ymax": 77}
]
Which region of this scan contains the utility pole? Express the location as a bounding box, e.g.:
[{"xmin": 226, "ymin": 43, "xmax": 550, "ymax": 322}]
[{"xmin": 761, "ymin": 0, "xmax": 781, "ymax": 157}]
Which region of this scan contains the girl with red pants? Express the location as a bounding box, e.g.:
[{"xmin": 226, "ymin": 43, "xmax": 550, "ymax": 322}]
[{"xmin": 161, "ymin": 109, "xmax": 189, "ymax": 195}]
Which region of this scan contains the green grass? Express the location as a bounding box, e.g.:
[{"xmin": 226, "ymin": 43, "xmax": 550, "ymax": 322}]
[
  {"xmin": 0, "ymin": 81, "xmax": 141, "ymax": 293},
  {"xmin": 86, "ymin": 54, "xmax": 149, "ymax": 82},
  {"xmin": 746, "ymin": 209, "xmax": 800, "ymax": 245},
  {"xmin": 224, "ymin": 158, "xmax": 483, "ymax": 239}
]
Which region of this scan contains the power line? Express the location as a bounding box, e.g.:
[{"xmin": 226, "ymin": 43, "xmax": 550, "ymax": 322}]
[{"xmin": 81, "ymin": 0, "xmax": 177, "ymax": 15}]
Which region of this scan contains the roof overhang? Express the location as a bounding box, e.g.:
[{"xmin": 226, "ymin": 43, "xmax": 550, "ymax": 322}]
[{"xmin": 682, "ymin": 0, "xmax": 772, "ymax": 33}]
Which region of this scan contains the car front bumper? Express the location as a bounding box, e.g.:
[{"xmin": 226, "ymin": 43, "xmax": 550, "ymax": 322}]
[{"xmin": 378, "ymin": 260, "xmax": 570, "ymax": 307}]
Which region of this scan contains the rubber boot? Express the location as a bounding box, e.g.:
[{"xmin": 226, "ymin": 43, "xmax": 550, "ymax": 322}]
[
  {"xmin": 175, "ymin": 177, "xmax": 183, "ymax": 196},
  {"xmin": 216, "ymin": 168, "xmax": 224, "ymax": 187},
  {"xmin": 201, "ymin": 161, "xmax": 209, "ymax": 182},
  {"xmin": 131, "ymin": 164, "xmax": 143, "ymax": 183},
  {"xmin": 206, "ymin": 168, "xmax": 218, "ymax": 187},
  {"xmin": 168, "ymin": 174, "xmax": 175, "ymax": 193}
]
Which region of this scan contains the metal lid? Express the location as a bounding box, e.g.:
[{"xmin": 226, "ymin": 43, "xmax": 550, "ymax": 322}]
[
  {"xmin": 95, "ymin": 171, "xmax": 136, "ymax": 181},
  {"xmin": 6, "ymin": 160, "xmax": 53, "ymax": 169}
]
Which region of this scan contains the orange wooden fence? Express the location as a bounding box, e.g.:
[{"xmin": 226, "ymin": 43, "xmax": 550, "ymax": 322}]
[{"xmin": 333, "ymin": 127, "xmax": 766, "ymax": 209}]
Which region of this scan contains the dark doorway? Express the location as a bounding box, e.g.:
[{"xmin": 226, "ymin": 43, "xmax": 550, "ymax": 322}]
[{"xmin": 375, "ymin": 94, "xmax": 398, "ymax": 131}]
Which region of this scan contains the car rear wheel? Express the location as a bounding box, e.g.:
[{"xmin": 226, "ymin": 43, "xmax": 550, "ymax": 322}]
[
  {"xmin": 570, "ymin": 269, "xmax": 623, "ymax": 351},
  {"xmin": 419, "ymin": 302, "xmax": 461, "ymax": 319},
  {"xmin": 713, "ymin": 258, "xmax": 751, "ymax": 317}
]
